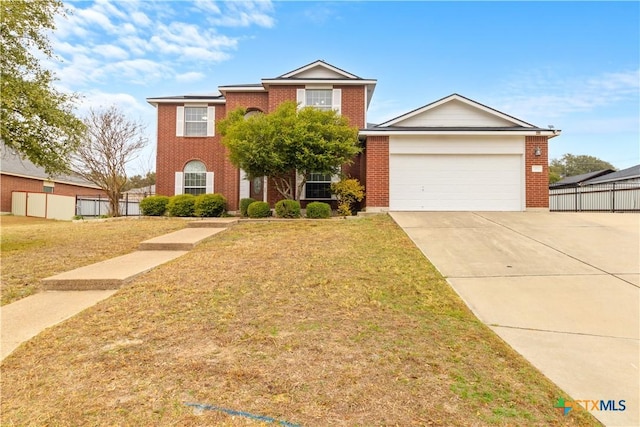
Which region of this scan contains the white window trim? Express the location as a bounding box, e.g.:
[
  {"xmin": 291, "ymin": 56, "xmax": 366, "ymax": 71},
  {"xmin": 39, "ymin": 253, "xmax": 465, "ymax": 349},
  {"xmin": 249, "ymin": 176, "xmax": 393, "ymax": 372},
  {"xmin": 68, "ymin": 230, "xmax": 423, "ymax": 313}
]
[{"xmin": 176, "ymin": 104, "xmax": 215, "ymax": 137}]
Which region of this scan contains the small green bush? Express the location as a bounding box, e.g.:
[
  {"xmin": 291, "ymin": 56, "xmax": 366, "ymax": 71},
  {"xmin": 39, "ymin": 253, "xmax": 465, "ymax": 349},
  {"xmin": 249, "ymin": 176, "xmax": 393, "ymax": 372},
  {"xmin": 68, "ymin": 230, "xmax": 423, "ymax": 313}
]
[
  {"xmin": 240, "ymin": 198, "xmax": 256, "ymax": 217},
  {"xmin": 247, "ymin": 201, "xmax": 271, "ymax": 218},
  {"xmin": 306, "ymin": 202, "xmax": 332, "ymax": 219},
  {"xmin": 275, "ymin": 199, "xmax": 301, "ymax": 218},
  {"xmin": 140, "ymin": 195, "xmax": 170, "ymax": 216},
  {"xmin": 167, "ymin": 194, "xmax": 196, "ymax": 217},
  {"xmin": 194, "ymin": 193, "xmax": 227, "ymax": 217}
]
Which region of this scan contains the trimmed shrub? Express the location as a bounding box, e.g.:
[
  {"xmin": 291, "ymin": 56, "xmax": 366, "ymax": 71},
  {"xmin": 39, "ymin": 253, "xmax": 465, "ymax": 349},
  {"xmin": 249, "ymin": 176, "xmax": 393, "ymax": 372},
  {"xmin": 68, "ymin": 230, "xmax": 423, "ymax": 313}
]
[
  {"xmin": 240, "ymin": 198, "xmax": 256, "ymax": 217},
  {"xmin": 140, "ymin": 195, "xmax": 170, "ymax": 216},
  {"xmin": 306, "ymin": 202, "xmax": 332, "ymax": 219},
  {"xmin": 331, "ymin": 178, "xmax": 365, "ymax": 216},
  {"xmin": 275, "ymin": 199, "xmax": 301, "ymax": 218},
  {"xmin": 194, "ymin": 193, "xmax": 227, "ymax": 217},
  {"xmin": 167, "ymin": 194, "xmax": 196, "ymax": 217},
  {"xmin": 247, "ymin": 201, "xmax": 271, "ymax": 218}
]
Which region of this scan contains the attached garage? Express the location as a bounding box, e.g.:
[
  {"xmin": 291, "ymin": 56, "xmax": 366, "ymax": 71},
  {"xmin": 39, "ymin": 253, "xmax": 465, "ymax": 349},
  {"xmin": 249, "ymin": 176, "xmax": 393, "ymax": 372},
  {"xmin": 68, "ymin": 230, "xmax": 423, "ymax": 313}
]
[
  {"xmin": 362, "ymin": 94, "xmax": 560, "ymax": 212},
  {"xmin": 389, "ymin": 135, "xmax": 525, "ymax": 211}
]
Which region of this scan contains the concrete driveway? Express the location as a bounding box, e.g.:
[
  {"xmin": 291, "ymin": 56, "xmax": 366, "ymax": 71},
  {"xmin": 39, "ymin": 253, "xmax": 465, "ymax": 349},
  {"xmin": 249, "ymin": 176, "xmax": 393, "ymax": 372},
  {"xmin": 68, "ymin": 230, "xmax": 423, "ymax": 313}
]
[{"xmin": 390, "ymin": 211, "xmax": 639, "ymax": 427}]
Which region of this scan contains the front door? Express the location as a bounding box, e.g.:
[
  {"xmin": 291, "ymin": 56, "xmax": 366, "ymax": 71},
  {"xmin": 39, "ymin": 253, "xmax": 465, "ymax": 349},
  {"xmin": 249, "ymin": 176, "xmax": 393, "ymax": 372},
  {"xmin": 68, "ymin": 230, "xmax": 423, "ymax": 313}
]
[{"xmin": 250, "ymin": 176, "xmax": 265, "ymax": 201}]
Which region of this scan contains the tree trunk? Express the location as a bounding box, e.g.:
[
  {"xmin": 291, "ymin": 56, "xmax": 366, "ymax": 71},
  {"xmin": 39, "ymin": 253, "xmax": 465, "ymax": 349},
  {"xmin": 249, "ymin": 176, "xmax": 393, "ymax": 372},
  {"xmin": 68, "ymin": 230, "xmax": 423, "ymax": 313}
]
[{"xmin": 107, "ymin": 191, "xmax": 121, "ymax": 217}]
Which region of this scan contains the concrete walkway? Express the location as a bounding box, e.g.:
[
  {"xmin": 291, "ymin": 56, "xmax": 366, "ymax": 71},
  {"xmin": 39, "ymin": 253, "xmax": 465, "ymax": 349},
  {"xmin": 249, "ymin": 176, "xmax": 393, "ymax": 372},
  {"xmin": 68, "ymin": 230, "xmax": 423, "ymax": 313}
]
[
  {"xmin": 1, "ymin": 218, "xmax": 237, "ymax": 360},
  {"xmin": 391, "ymin": 212, "xmax": 639, "ymax": 427}
]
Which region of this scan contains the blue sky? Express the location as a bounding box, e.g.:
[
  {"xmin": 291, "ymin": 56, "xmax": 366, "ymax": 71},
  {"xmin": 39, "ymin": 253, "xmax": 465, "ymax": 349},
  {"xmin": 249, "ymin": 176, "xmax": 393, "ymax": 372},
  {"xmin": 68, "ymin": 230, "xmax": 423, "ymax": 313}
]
[{"xmin": 49, "ymin": 1, "xmax": 639, "ymax": 174}]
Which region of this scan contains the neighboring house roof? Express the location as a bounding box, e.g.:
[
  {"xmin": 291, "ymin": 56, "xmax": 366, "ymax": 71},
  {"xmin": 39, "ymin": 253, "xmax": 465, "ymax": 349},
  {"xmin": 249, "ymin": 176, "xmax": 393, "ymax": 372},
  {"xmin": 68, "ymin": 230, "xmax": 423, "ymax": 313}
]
[
  {"xmin": 0, "ymin": 143, "xmax": 100, "ymax": 188},
  {"xmin": 583, "ymin": 164, "xmax": 640, "ymax": 185},
  {"xmin": 549, "ymin": 169, "xmax": 615, "ymax": 189},
  {"xmin": 125, "ymin": 184, "xmax": 155, "ymax": 194},
  {"xmin": 360, "ymin": 93, "xmax": 560, "ymax": 137}
]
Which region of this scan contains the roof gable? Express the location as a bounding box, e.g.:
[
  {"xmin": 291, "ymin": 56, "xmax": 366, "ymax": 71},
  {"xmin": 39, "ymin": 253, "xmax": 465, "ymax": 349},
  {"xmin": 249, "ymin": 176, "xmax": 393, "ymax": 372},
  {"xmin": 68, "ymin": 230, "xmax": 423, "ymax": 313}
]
[
  {"xmin": 278, "ymin": 60, "xmax": 360, "ymax": 80},
  {"xmin": 378, "ymin": 94, "xmax": 534, "ymax": 128}
]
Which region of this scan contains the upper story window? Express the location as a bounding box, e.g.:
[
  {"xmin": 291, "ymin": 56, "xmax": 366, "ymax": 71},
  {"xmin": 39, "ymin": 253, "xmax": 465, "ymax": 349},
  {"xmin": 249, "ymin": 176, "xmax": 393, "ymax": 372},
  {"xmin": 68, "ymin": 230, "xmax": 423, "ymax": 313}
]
[
  {"xmin": 176, "ymin": 105, "xmax": 215, "ymax": 137},
  {"xmin": 297, "ymin": 88, "xmax": 341, "ymax": 114},
  {"xmin": 305, "ymin": 90, "xmax": 333, "ymax": 111},
  {"xmin": 185, "ymin": 107, "xmax": 207, "ymax": 136}
]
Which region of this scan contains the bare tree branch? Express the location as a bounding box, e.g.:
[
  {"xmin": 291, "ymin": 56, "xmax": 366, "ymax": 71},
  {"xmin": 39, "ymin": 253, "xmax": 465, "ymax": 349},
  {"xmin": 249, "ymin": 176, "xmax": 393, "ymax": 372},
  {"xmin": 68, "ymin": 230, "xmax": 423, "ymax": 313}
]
[{"xmin": 72, "ymin": 106, "xmax": 148, "ymax": 216}]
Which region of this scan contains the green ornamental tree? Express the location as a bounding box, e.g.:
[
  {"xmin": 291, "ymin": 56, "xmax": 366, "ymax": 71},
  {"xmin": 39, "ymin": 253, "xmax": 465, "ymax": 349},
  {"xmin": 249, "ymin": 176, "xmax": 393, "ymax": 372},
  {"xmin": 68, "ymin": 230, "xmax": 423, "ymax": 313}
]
[
  {"xmin": 1, "ymin": 0, "xmax": 85, "ymax": 175},
  {"xmin": 549, "ymin": 154, "xmax": 615, "ymax": 182},
  {"xmin": 218, "ymin": 101, "xmax": 360, "ymax": 200}
]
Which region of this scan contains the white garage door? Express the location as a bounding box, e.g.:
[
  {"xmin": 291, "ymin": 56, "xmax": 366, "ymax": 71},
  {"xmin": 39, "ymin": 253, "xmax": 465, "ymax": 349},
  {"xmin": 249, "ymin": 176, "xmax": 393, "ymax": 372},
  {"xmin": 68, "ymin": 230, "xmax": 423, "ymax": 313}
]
[{"xmin": 390, "ymin": 154, "xmax": 523, "ymax": 211}]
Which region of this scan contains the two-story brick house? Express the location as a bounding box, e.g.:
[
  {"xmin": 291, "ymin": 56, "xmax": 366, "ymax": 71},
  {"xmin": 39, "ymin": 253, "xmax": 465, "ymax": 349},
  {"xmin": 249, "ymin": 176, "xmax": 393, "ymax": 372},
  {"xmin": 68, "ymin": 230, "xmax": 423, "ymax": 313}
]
[{"xmin": 148, "ymin": 60, "xmax": 559, "ymax": 212}]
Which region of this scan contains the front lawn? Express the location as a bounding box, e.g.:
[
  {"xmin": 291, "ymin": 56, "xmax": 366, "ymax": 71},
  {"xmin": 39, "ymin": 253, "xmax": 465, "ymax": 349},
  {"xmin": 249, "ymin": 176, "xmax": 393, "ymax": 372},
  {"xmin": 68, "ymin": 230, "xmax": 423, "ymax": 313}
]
[
  {"xmin": 0, "ymin": 216, "xmax": 597, "ymax": 425},
  {"xmin": 0, "ymin": 216, "xmax": 187, "ymax": 305}
]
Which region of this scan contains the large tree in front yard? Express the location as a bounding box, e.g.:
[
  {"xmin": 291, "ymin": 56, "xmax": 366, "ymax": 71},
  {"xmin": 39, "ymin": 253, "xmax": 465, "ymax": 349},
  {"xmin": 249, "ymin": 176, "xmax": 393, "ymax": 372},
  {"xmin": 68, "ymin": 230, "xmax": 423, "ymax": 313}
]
[
  {"xmin": 218, "ymin": 101, "xmax": 360, "ymax": 200},
  {"xmin": 72, "ymin": 106, "xmax": 148, "ymax": 216},
  {"xmin": 1, "ymin": 0, "xmax": 85, "ymax": 175}
]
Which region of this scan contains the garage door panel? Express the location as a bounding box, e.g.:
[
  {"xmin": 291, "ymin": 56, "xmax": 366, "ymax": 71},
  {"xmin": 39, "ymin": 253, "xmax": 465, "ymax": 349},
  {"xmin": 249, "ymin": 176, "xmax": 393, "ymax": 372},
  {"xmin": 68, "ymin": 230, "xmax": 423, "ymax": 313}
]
[{"xmin": 390, "ymin": 154, "xmax": 522, "ymax": 211}]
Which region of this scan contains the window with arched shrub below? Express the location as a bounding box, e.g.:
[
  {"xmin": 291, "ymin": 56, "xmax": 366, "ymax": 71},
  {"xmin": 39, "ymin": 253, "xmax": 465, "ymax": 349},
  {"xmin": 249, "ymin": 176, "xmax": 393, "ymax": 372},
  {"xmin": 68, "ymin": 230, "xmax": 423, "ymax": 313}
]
[{"xmin": 174, "ymin": 160, "xmax": 213, "ymax": 195}]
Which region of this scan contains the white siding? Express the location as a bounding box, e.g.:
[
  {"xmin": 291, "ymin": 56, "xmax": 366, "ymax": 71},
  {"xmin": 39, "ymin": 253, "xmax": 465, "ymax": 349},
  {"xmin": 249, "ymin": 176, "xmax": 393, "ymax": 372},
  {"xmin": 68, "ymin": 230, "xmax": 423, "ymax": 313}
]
[
  {"xmin": 393, "ymin": 100, "xmax": 516, "ymax": 127},
  {"xmin": 389, "ymin": 135, "xmax": 525, "ymax": 155}
]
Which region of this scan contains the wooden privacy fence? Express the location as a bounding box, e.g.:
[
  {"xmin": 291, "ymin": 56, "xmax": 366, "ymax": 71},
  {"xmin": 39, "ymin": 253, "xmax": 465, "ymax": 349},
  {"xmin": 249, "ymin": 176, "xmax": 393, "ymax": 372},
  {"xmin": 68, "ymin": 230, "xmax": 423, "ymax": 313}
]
[
  {"xmin": 549, "ymin": 181, "xmax": 640, "ymax": 212},
  {"xmin": 11, "ymin": 191, "xmax": 76, "ymax": 220}
]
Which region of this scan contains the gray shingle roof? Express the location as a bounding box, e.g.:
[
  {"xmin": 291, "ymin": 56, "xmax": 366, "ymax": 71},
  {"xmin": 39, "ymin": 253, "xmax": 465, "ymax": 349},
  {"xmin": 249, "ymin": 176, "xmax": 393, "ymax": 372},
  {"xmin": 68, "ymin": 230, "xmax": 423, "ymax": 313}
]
[
  {"xmin": 0, "ymin": 143, "xmax": 98, "ymax": 188},
  {"xmin": 549, "ymin": 169, "xmax": 615, "ymax": 188},
  {"xmin": 584, "ymin": 164, "xmax": 640, "ymax": 184}
]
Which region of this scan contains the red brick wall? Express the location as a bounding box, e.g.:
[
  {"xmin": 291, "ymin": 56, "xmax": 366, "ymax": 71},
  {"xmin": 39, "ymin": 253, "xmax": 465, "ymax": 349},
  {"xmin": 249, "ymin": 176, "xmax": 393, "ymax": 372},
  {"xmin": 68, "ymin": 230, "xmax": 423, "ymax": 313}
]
[
  {"xmin": 0, "ymin": 174, "xmax": 103, "ymax": 212},
  {"xmin": 336, "ymin": 85, "xmax": 366, "ymax": 128},
  {"xmin": 155, "ymin": 83, "xmax": 369, "ymax": 211},
  {"xmin": 364, "ymin": 136, "xmax": 389, "ymax": 209},
  {"xmin": 225, "ymin": 92, "xmax": 269, "ymax": 113},
  {"xmin": 155, "ymin": 103, "xmax": 240, "ymax": 209},
  {"xmin": 525, "ymin": 136, "xmax": 549, "ymax": 208}
]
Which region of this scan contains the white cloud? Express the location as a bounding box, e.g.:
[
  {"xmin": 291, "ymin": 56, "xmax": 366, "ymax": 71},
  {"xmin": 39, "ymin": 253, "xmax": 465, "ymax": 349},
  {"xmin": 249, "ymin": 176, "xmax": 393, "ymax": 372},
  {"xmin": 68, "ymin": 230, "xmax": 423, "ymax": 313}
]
[
  {"xmin": 176, "ymin": 71, "xmax": 206, "ymax": 83},
  {"xmin": 195, "ymin": 0, "xmax": 275, "ymax": 28},
  {"xmin": 95, "ymin": 44, "xmax": 129, "ymax": 60}
]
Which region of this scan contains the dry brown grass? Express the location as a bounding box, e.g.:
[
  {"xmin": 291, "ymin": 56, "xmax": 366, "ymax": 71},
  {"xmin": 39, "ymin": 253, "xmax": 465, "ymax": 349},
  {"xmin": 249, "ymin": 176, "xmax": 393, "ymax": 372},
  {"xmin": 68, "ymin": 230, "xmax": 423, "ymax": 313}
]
[
  {"xmin": 0, "ymin": 215, "xmax": 188, "ymax": 305},
  {"xmin": 0, "ymin": 216, "xmax": 599, "ymax": 426}
]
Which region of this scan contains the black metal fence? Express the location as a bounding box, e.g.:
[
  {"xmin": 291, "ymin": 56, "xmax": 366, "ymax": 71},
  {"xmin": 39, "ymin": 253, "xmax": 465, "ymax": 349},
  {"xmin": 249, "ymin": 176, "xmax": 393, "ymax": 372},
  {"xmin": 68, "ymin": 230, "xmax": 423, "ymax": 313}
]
[
  {"xmin": 549, "ymin": 181, "xmax": 640, "ymax": 212},
  {"xmin": 75, "ymin": 194, "xmax": 144, "ymax": 217}
]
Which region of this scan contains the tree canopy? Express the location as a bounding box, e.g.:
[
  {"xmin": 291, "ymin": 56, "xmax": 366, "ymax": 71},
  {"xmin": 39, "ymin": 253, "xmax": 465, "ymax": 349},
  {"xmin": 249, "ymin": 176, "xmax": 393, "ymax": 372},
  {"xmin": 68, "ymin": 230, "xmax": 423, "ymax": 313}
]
[
  {"xmin": 218, "ymin": 101, "xmax": 360, "ymax": 200},
  {"xmin": 72, "ymin": 107, "xmax": 148, "ymax": 216},
  {"xmin": 549, "ymin": 154, "xmax": 616, "ymax": 183},
  {"xmin": 1, "ymin": 0, "xmax": 85, "ymax": 175}
]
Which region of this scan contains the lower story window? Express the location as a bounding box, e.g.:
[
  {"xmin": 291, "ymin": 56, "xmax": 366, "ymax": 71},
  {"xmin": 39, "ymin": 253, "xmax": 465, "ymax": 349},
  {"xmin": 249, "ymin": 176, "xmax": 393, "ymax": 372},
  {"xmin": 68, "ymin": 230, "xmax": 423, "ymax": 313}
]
[
  {"xmin": 184, "ymin": 160, "xmax": 207, "ymax": 195},
  {"xmin": 305, "ymin": 172, "xmax": 333, "ymax": 199}
]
